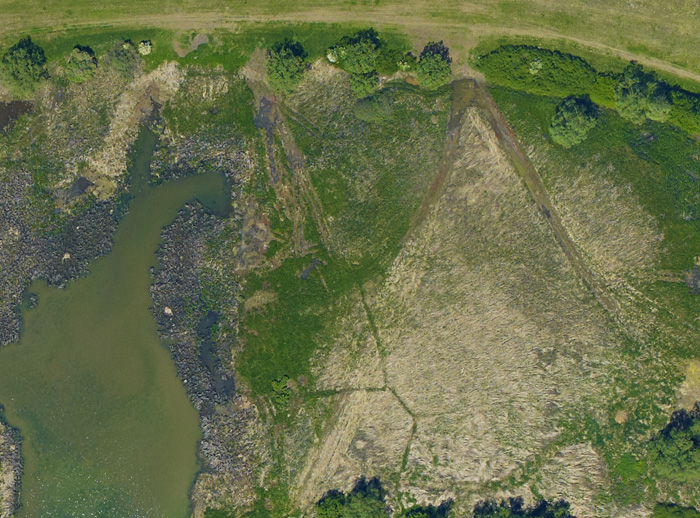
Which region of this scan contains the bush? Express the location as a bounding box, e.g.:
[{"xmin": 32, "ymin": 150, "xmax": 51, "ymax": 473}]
[
  {"xmin": 416, "ymin": 41, "xmax": 452, "ymax": 90},
  {"xmin": 1, "ymin": 36, "xmax": 48, "ymax": 93},
  {"xmin": 64, "ymin": 45, "xmax": 97, "ymax": 84},
  {"xmin": 475, "ymin": 44, "xmax": 700, "ymax": 136},
  {"xmin": 473, "ymin": 497, "xmax": 575, "ymax": 517},
  {"xmin": 549, "ymin": 96, "xmax": 598, "ymax": 148},
  {"xmin": 353, "ymin": 95, "xmax": 394, "ymax": 123},
  {"xmin": 398, "ymin": 502, "xmax": 452, "ymax": 518},
  {"xmin": 266, "ymin": 38, "xmax": 307, "ymax": 93},
  {"xmin": 349, "ymin": 71, "xmax": 379, "ymax": 98},
  {"xmin": 668, "ymin": 90, "xmax": 700, "ymax": 135},
  {"xmin": 649, "ymin": 403, "xmax": 700, "ymax": 486},
  {"xmin": 271, "ymin": 375, "xmax": 292, "ymax": 405},
  {"xmin": 105, "ymin": 40, "xmax": 141, "ymax": 78},
  {"xmin": 616, "ymin": 63, "xmax": 671, "ymax": 124},
  {"xmin": 328, "ymin": 29, "xmax": 382, "ymax": 75},
  {"xmin": 474, "ymin": 45, "xmax": 598, "ymax": 98},
  {"xmin": 653, "ymin": 503, "xmax": 700, "ymax": 518},
  {"xmin": 316, "ymin": 478, "xmax": 386, "ymax": 518}
]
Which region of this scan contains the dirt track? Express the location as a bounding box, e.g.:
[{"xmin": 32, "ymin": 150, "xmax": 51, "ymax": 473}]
[
  {"xmin": 470, "ymin": 82, "xmax": 621, "ymax": 316},
  {"xmin": 408, "ymin": 77, "xmax": 620, "ymax": 318}
]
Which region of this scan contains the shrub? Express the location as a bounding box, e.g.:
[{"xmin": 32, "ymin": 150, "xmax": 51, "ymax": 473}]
[
  {"xmin": 266, "ymin": 38, "xmax": 307, "ymax": 93},
  {"xmin": 349, "ymin": 71, "xmax": 379, "ymax": 98},
  {"xmin": 64, "ymin": 45, "xmax": 97, "ymax": 84},
  {"xmin": 353, "ymin": 95, "xmax": 394, "ymax": 123},
  {"xmin": 653, "ymin": 503, "xmax": 700, "ymax": 517},
  {"xmin": 616, "ymin": 63, "xmax": 671, "ymax": 124},
  {"xmin": 668, "ymin": 90, "xmax": 700, "ymax": 135},
  {"xmin": 271, "ymin": 375, "xmax": 292, "ymax": 405},
  {"xmin": 315, "ymin": 478, "xmax": 386, "ymax": 518},
  {"xmin": 474, "ymin": 45, "xmax": 598, "ymax": 98},
  {"xmin": 398, "ymin": 501, "xmax": 452, "ymax": 518},
  {"xmin": 397, "ymin": 52, "xmax": 417, "ymax": 72},
  {"xmin": 649, "ymin": 403, "xmax": 700, "ymax": 485},
  {"xmin": 549, "ymin": 96, "xmax": 598, "ymax": 148},
  {"xmin": 329, "ymin": 29, "xmax": 382, "ymax": 75},
  {"xmin": 416, "ymin": 41, "xmax": 452, "ymax": 90},
  {"xmin": 105, "ymin": 40, "xmax": 141, "ymax": 78},
  {"xmin": 1, "ymin": 36, "xmax": 48, "ymax": 93},
  {"xmin": 473, "ymin": 497, "xmax": 575, "ymax": 517}
]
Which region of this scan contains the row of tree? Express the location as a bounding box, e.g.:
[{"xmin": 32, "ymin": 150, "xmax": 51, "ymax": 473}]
[
  {"xmin": 0, "ymin": 36, "xmax": 147, "ymax": 96},
  {"xmin": 266, "ymin": 29, "xmax": 453, "ymax": 97},
  {"xmin": 475, "ymin": 44, "xmax": 700, "ymax": 137},
  {"xmin": 314, "ymin": 478, "xmax": 580, "ymax": 518},
  {"xmin": 547, "ymin": 61, "xmax": 681, "ymax": 148}
]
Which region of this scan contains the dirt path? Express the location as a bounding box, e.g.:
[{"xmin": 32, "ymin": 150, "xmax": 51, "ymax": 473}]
[
  {"xmin": 403, "ymin": 78, "xmax": 474, "ymax": 242},
  {"xmin": 242, "ymin": 50, "xmax": 331, "ymax": 256},
  {"xmin": 470, "ymin": 82, "xmax": 621, "ymax": 316}
]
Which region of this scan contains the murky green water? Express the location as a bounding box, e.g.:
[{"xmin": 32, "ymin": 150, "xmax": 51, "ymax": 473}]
[{"xmin": 0, "ymin": 128, "xmax": 229, "ymax": 517}]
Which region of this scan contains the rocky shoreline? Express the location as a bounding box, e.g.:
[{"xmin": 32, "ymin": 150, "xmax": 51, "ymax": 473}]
[
  {"xmin": 0, "ymin": 197, "xmax": 119, "ymax": 347},
  {"xmin": 150, "ymin": 201, "xmax": 265, "ymax": 514},
  {"xmin": 0, "ymin": 406, "xmax": 22, "ymax": 518},
  {"xmin": 0, "ymin": 169, "xmax": 120, "ymax": 513}
]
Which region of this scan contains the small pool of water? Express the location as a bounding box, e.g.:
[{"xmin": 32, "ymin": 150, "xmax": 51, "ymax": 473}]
[{"xmin": 0, "ymin": 101, "xmax": 32, "ymax": 133}]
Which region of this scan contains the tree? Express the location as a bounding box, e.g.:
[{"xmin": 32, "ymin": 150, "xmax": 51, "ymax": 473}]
[
  {"xmin": 473, "ymin": 497, "xmax": 575, "ymax": 517},
  {"xmin": 315, "ymin": 478, "xmax": 387, "ymax": 518},
  {"xmin": 649, "ymin": 403, "xmax": 700, "ymax": 485},
  {"xmin": 549, "ymin": 96, "xmax": 598, "ymax": 148},
  {"xmin": 64, "ymin": 45, "xmax": 97, "ymax": 84},
  {"xmin": 328, "ymin": 29, "xmax": 381, "ymax": 75},
  {"xmin": 416, "ymin": 41, "xmax": 452, "ymax": 90},
  {"xmin": 266, "ymin": 38, "xmax": 308, "ymax": 93},
  {"xmin": 616, "ymin": 63, "xmax": 671, "ymax": 124},
  {"xmin": 653, "ymin": 503, "xmax": 700, "ymax": 518},
  {"xmin": 349, "ymin": 71, "xmax": 379, "ymax": 98},
  {"xmin": 1, "ymin": 36, "xmax": 48, "ymax": 92}
]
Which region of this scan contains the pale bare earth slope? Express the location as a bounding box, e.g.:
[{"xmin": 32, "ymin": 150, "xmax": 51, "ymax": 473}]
[{"xmin": 298, "ymin": 103, "xmax": 657, "ymax": 516}]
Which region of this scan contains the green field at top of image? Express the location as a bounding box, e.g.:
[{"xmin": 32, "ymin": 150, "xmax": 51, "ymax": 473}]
[{"xmin": 1, "ymin": 0, "xmax": 700, "ymax": 81}]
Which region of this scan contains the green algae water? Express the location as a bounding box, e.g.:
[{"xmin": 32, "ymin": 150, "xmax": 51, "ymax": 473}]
[{"xmin": 0, "ymin": 128, "xmax": 229, "ymax": 517}]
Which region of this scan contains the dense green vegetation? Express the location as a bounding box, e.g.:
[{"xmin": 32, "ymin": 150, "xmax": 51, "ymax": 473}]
[
  {"xmin": 616, "ymin": 63, "xmax": 671, "ymax": 124},
  {"xmin": 0, "ymin": 36, "xmax": 48, "ymax": 94},
  {"xmin": 316, "ymin": 479, "xmax": 451, "ymax": 518},
  {"xmin": 549, "ymin": 96, "xmax": 598, "ymax": 148},
  {"xmin": 475, "ymin": 45, "xmax": 700, "ymax": 136},
  {"xmin": 63, "ymin": 45, "xmax": 97, "ymax": 83},
  {"xmin": 473, "ymin": 498, "xmax": 574, "ymax": 517},
  {"xmin": 416, "ymin": 41, "xmax": 452, "ymax": 90},
  {"xmin": 653, "ymin": 503, "xmax": 700, "ymax": 518},
  {"xmin": 324, "ymin": 30, "xmax": 452, "ymax": 95},
  {"xmin": 649, "ymin": 405, "xmax": 700, "ymax": 487},
  {"xmin": 349, "ymin": 70, "xmax": 379, "ymax": 97},
  {"xmin": 266, "ymin": 38, "xmax": 308, "ymax": 93}
]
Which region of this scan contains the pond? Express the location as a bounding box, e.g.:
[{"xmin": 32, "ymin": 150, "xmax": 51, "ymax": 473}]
[
  {"xmin": 0, "ymin": 101, "xmax": 32, "ymax": 133},
  {"xmin": 0, "ymin": 127, "xmax": 229, "ymax": 517}
]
